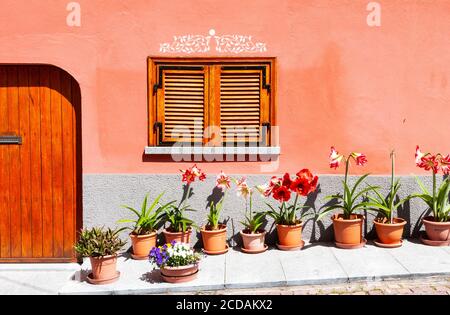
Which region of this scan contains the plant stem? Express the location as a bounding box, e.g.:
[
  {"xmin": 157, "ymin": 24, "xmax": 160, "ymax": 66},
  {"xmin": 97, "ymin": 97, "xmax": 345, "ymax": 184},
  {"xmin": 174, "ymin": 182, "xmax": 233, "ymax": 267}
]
[
  {"xmin": 343, "ymin": 157, "xmax": 350, "ymax": 219},
  {"xmin": 390, "ymin": 150, "xmax": 395, "ymax": 224},
  {"xmin": 292, "ymin": 193, "xmax": 299, "ymax": 224},
  {"xmin": 432, "ymin": 170, "xmax": 437, "ymax": 218}
]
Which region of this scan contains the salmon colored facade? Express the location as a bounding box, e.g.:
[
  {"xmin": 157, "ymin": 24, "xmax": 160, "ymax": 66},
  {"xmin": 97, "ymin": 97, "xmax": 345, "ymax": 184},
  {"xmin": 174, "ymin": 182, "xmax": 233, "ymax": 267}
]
[{"xmin": 1, "ymin": 0, "xmax": 450, "ymax": 175}]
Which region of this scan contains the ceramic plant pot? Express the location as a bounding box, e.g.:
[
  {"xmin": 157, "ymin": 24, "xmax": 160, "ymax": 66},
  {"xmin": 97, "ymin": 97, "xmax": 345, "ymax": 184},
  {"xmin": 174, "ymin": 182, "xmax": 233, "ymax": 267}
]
[
  {"xmin": 130, "ymin": 232, "xmax": 157, "ymax": 259},
  {"xmin": 89, "ymin": 255, "xmax": 119, "ymax": 283},
  {"xmin": 332, "ymin": 213, "xmax": 364, "ymax": 246},
  {"xmin": 163, "ymin": 228, "xmax": 192, "ymax": 245},
  {"xmin": 276, "ymin": 222, "xmax": 303, "ymax": 248},
  {"xmin": 160, "ymin": 264, "xmax": 199, "ymax": 283},
  {"xmin": 201, "ymin": 225, "xmax": 228, "ymax": 254},
  {"xmin": 422, "ymin": 216, "xmax": 450, "ymax": 242},
  {"xmin": 374, "ymin": 218, "xmax": 406, "ymax": 245},
  {"xmin": 240, "ymin": 230, "xmax": 266, "ymax": 251}
]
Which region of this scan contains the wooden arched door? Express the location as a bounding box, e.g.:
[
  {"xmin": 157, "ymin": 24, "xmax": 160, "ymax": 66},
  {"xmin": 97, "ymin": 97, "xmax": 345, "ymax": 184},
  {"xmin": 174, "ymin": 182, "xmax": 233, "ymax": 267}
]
[{"xmin": 0, "ymin": 65, "xmax": 81, "ymax": 262}]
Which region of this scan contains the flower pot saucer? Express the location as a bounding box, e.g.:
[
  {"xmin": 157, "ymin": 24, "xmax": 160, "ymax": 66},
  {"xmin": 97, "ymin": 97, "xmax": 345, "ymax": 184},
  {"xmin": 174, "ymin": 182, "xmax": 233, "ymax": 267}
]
[
  {"xmin": 86, "ymin": 271, "xmax": 120, "ymax": 285},
  {"xmin": 335, "ymin": 238, "xmax": 367, "ymax": 249},
  {"xmin": 202, "ymin": 245, "xmax": 229, "ymax": 255},
  {"xmin": 276, "ymin": 240, "xmax": 305, "ymax": 251},
  {"xmin": 161, "ymin": 270, "xmax": 198, "ymax": 283},
  {"xmin": 373, "ymin": 239, "xmax": 403, "ymax": 248},
  {"xmin": 420, "ymin": 232, "xmax": 450, "ymax": 247},
  {"xmin": 130, "ymin": 252, "xmax": 149, "ymax": 260},
  {"xmin": 241, "ymin": 244, "xmax": 268, "ymax": 254}
]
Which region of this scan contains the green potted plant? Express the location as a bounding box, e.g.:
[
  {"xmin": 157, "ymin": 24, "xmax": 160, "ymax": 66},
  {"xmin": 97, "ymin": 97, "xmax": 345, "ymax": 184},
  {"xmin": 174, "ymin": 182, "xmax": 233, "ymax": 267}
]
[
  {"xmin": 318, "ymin": 147, "xmax": 375, "ymax": 249},
  {"xmin": 163, "ymin": 164, "xmax": 205, "ymax": 244},
  {"xmin": 74, "ymin": 227, "xmax": 126, "ymax": 285},
  {"xmin": 261, "ymin": 169, "xmax": 318, "ymax": 250},
  {"xmin": 149, "ymin": 241, "xmax": 202, "ymax": 283},
  {"xmin": 411, "ymin": 146, "xmax": 450, "ymax": 245},
  {"xmin": 364, "ymin": 151, "xmax": 408, "ymax": 247},
  {"xmin": 118, "ymin": 192, "xmax": 174, "ymax": 260},
  {"xmin": 237, "ymin": 178, "xmax": 268, "ymax": 253},
  {"xmin": 200, "ymin": 172, "xmax": 230, "ymax": 255}
]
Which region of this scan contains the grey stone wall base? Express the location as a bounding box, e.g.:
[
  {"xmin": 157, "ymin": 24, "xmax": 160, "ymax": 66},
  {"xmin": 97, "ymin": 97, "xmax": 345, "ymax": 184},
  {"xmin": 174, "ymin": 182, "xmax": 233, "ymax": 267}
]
[{"xmin": 83, "ymin": 174, "xmax": 438, "ymax": 248}]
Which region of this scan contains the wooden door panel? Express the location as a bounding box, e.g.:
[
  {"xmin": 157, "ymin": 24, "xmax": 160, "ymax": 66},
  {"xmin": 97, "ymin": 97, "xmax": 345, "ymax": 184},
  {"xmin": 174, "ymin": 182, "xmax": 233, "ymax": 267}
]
[{"xmin": 0, "ymin": 65, "xmax": 80, "ymax": 263}]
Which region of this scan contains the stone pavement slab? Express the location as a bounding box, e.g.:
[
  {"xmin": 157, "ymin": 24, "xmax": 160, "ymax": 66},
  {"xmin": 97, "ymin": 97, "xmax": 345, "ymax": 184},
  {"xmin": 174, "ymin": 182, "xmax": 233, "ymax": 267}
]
[
  {"xmin": 279, "ymin": 244, "xmax": 348, "ymax": 285},
  {"xmin": 331, "ymin": 242, "xmax": 410, "ymax": 281},
  {"xmin": 225, "ymin": 248, "xmax": 286, "ymax": 288},
  {"xmin": 0, "ymin": 264, "xmax": 80, "ymax": 295},
  {"xmin": 387, "ymin": 240, "xmax": 450, "ymax": 276}
]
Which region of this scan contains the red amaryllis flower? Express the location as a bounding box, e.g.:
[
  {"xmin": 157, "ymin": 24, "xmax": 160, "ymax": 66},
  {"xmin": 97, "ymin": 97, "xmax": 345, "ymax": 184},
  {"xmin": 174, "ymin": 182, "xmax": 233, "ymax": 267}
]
[
  {"xmin": 329, "ymin": 147, "xmax": 343, "ymax": 169},
  {"xmin": 440, "ymin": 155, "xmax": 450, "ymax": 175},
  {"xmin": 216, "ymin": 171, "xmax": 231, "ymax": 191},
  {"xmin": 291, "ymin": 169, "xmax": 319, "ymax": 196},
  {"xmin": 180, "ymin": 164, "xmax": 206, "ymax": 184},
  {"xmin": 272, "ymin": 185, "xmax": 291, "ymax": 202},
  {"xmin": 282, "ymin": 173, "xmax": 292, "ymax": 188},
  {"xmin": 351, "ymin": 152, "xmax": 367, "ymax": 166}
]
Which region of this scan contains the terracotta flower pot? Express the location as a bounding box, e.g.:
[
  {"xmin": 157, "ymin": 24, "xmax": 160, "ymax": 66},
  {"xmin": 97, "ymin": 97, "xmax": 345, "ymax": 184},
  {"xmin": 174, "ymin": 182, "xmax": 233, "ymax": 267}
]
[
  {"xmin": 374, "ymin": 218, "xmax": 406, "ymax": 244},
  {"xmin": 240, "ymin": 230, "xmax": 266, "ymax": 251},
  {"xmin": 423, "ymin": 216, "xmax": 450, "ymax": 241},
  {"xmin": 201, "ymin": 225, "xmax": 227, "ymax": 253},
  {"xmin": 160, "ymin": 264, "xmax": 199, "ymax": 283},
  {"xmin": 130, "ymin": 232, "xmax": 157, "ymax": 257},
  {"xmin": 89, "ymin": 255, "xmax": 118, "ymax": 281},
  {"xmin": 163, "ymin": 228, "xmax": 192, "ymax": 244},
  {"xmin": 332, "ymin": 213, "xmax": 364, "ymax": 245},
  {"xmin": 276, "ymin": 223, "xmax": 303, "ymax": 247}
]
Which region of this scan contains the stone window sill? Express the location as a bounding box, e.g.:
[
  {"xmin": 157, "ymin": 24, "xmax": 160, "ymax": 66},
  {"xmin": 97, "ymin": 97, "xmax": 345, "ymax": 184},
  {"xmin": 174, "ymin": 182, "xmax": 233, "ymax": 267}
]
[{"xmin": 144, "ymin": 146, "xmax": 281, "ymax": 155}]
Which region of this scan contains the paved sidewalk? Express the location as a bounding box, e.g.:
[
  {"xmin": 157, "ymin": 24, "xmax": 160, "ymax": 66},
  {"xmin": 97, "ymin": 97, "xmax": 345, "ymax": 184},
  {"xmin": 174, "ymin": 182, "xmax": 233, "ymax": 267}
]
[
  {"xmin": 0, "ymin": 263, "xmax": 80, "ymax": 295},
  {"xmin": 59, "ymin": 239, "xmax": 450, "ymax": 295}
]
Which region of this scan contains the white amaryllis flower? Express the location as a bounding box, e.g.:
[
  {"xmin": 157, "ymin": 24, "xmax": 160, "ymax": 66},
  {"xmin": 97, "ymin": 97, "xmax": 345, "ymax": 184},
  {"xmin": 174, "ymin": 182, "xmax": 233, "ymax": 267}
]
[{"xmin": 236, "ymin": 177, "xmax": 252, "ymax": 199}]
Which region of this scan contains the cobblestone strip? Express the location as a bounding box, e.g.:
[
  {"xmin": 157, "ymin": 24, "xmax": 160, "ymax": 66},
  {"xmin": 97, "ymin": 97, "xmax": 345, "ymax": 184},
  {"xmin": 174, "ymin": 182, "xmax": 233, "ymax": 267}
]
[{"xmin": 171, "ymin": 276, "xmax": 450, "ymax": 295}]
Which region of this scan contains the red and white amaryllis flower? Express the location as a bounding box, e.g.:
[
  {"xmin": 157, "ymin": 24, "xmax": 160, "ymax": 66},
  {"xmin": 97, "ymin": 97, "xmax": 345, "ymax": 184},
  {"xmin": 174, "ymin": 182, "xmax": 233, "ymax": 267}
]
[
  {"xmin": 329, "ymin": 147, "xmax": 344, "ymax": 169},
  {"xmin": 180, "ymin": 164, "xmax": 206, "ymax": 184},
  {"xmin": 236, "ymin": 177, "xmax": 252, "ymax": 199},
  {"xmin": 351, "ymin": 152, "xmax": 368, "ymax": 166},
  {"xmin": 415, "ymin": 146, "xmax": 450, "ymax": 174},
  {"xmin": 216, "ymin": 171, "xmax": 231, "ymax": 191},
  {"xmin": 440, "ymin": 155, "xmax": 450, "ymax": 175}
]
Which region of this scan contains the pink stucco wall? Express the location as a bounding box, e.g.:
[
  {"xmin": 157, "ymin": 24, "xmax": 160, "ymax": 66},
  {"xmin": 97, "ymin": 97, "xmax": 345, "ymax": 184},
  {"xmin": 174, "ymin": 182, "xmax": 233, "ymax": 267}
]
[{"xmin": 0, "ymin": 0, "xmax": 449, "ymax": 175}]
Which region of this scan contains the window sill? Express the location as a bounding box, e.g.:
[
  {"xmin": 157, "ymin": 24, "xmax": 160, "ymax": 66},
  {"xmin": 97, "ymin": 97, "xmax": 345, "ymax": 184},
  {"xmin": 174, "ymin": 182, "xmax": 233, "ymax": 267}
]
[{"xmin": 144, "ymin": 146, "xmax": 281, "ymax": 155}]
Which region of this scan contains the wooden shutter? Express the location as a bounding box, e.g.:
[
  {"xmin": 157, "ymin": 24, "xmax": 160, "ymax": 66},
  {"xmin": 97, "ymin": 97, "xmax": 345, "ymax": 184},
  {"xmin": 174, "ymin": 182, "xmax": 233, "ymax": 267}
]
[
  {"xmin": 155, "ymin": 66, "xmax": 208, "ymax": 144},
  {"xmin": 219, "ymin": 66, "xmax": 271, "ymax": 145}
]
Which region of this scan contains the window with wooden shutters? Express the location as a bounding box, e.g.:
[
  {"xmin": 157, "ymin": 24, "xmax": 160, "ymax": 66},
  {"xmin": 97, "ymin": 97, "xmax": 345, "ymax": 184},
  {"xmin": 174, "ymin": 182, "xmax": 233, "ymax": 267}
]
[{"xmin": 148, "ymin": 58, "xmax": 276, "ymax": 149}]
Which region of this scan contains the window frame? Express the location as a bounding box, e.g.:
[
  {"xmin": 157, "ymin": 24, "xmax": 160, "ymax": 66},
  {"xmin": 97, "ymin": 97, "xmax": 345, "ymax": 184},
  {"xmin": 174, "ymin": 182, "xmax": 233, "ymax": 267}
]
[{"xmin": 147, "ymin": 57, "xmax": 277, "ymax": 147}]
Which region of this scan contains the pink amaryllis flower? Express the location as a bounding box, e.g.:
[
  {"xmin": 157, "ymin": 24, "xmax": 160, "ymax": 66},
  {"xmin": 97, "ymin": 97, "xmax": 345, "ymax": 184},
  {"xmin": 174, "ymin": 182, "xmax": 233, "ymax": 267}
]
[
  {"xmin": 329, "ymin": 147, "xmax": 343, "ymax": 169},
  {"xmin": 180, "ymin": 164, "xmax": 206, "ymax": 184},
  {"xmin": 351, "ymin": 152, "xmax": 368, "ymax": 166},
  {"xmin": 236, "ymin": 177, "xmax": 252, "ymax": 199},
  {"xmin": 216, "ymin": 171, "xmax": 231, "ymax": 191}
]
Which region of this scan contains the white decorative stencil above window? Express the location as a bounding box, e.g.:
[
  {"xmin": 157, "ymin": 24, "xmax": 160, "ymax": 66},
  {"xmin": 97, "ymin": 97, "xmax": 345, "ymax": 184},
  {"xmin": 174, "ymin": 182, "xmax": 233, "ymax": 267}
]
[{"xmin": 160, "ymin": 29, "xmax": 267, "ymax": 54}]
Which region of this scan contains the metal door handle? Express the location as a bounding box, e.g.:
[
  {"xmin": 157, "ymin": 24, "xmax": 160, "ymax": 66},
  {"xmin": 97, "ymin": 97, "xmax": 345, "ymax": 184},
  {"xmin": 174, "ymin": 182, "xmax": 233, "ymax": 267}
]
[{"xmin": 0, "ymin": 135, "xmax": 22, "ymax": 145}]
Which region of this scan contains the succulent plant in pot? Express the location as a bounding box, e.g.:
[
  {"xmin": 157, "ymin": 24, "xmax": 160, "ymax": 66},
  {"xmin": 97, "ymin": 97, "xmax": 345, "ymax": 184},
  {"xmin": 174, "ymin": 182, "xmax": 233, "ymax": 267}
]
[
  {"xmin": 149, "ymin": 241, "xmax": 202, "ymax": 283},
  {"xmin": 74, "ymin": 227, "xmax": 126, "ymax": 285},
  {"xmin": 118, "ymin": 192, "xmax": 175, "ymax": 259},
  {"xmin": 163, "ymin": 164, "xmax": 205, "ymax": 244},
  {"xmin": 237, "ymin": 178, "xmax": 268, "ymax": 253},
  {"xmin": 410, "ymin": 146, "xmax": 450, "ymax": 245},
  {"xmin": 200, "ymin": 172, "xmax": 230, "ymax": 255},
  {"xmin": 261, "ymin": 169, "xmax": 318, "ymax": 250},
  {"xmin": 318, "ymin": 147, "xmax": 375, "ymax": 249},
  {"xmin": 364, "ymin": 151, "xmax": 408, "ymax": 247}
]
